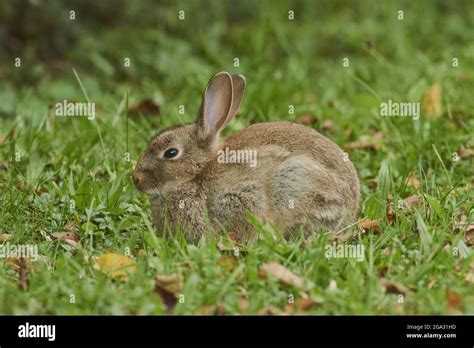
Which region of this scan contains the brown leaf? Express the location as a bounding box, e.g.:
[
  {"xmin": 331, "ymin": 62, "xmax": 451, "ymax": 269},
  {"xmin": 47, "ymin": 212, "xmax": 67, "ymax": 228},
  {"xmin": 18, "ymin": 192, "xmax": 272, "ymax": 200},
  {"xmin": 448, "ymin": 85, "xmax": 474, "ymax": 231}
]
[
  {"xmin": 380, "ymin": 278, "xmax": 409, "ymax": 295},
  {"xmin": 403, "ymin": 194, "xmax": 422, "ymax": 209},
  {"xmin": 238, "ymin": 298, "xmax": 250, "ymax": 313},
  {"xmin": 452, "ymin": 215, "xmax": 474, "ymax": 246},
  {"xmin": 423, "ymin": 83, "xmax": 442, "ymax": 117},
  {"xmin": 296, "ymin": 297, "xmax": 318, "ymax": 311},
  {"xmin": 227, "ymin": 231, "xmax": 239, "ymax": 242},
  {"xmin": 345, "ymin": 140, "xmax": 380, "ymax": 151},
  {"xmin": 52, "ymin": 232, "xmax": 80, "ymax": 248},
  {"xmin": 372, "ymin": 131, "xmax": 383, "ymax": 140},
  {"xmin": 217, "ymin": 241, "xmax": 228, "ymax": 251},
  {"xmin": 260, "ymin": 262, "xmax": 311, "ymax": 290},
  {"xmin": 296, "ymin": 114, "xmax": 317, "ymax": 126},
  {"xmin": 405, "ymin": 174, "xmax": 421, "ymax": 189},
  {"xmin": 35, "ymin": 186, "xmax": 49, "ymax": 195},
  {"xmin": 322, "ymin": 120, "xmax": 333, "ymax": 131},
  {"xmin": 366, "ymin": 178, "xmax": 377, "ymax": 188},
  {"xmin": 258, "ymin": 306, "xmax": 282, "ymax": 315},
  {"xmin": 357, "ymin": 219, "xmax": 381, "ymax": 234},
  {"xmin": 155, "ymin": 274, "xmax": 181, "ymax": 315},
  {"xmin": 195, "ymin": 305, "xmax": 214, "ymax": 315},
  {"xmin": 155, "ymin": 274, "xmax": 181, "ymax": 294},
  {"xmin": 128, "ymin": 98, "xmax": 160, "ymax": 117},
  {"xmin": 333, "ymin": 225, "xmax": 371, "ymax": 243},
  {"xmin": 19, "ymin": 257, "xmax": 30, "ymax": 291},
  {"xmin": 285, "ymin": 297, "xmax": 319, "ymax": 314},
  {"xmin": 446, "ymin": 289, "xmax": 462, "ymax": 309},
  {"xmin": 0, "ymin": 234, "xmax": 12, "ymax": 242},
  {"xmin": 4, "ymin": 257, "xmax": 21, "ymax": 272},
  {"xmin": 16, "ymin": 182, "xmax": 26, "ymax": 191},
  {"xmin": 427, "ymin": 279, "xmax": 436, "ymax": 289},
  {"xmin": 386, "ymin": 194, "xmax": 395, "ymax": 224},
  {"xmin": 65, "ymin": 220, "xmax": 78, "ymax": 231},
  {"xmin": 458, "ymin": 148, "xmax": 474, "ymax": 159},
  {"xmin": 217, "ymin": 239, "xmax": 246, "ymax": 256}
]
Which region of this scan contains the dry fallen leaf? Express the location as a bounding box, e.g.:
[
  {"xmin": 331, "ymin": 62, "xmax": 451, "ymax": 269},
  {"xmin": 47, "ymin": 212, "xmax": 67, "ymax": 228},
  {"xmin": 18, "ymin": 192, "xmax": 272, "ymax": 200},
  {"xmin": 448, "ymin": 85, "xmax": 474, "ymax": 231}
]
[
  {"xmin": 380, "ymin": 278, "xmax": 410, "ymax": 295},
  {"xmin": 155, "ymin": 274, "xmax": 181, "ymax": 315},
  {"xmin": 52, "ymin": 232, "xmax": 80, "ymax": 248},
  {"xmin": 322, "ymin": 120, "xmax": 333, "ymax": 131},
  {"xmin": 0, "ymin": 234, "xmax": 12, "ymax": 242},
  {"xmin": 333, "ymin": 218, "xmax": 380, "ymax": 243},
  {"xmin": 372, "ymin": 131, "xmax": 383, "ymax": 140},
  {"xmin": 452, "ymin": 215, "xmax": 474, "ymax": 246},
  {"xmin": 357, "ymin": 219, "xmax": 381, "ymax": 234},
  {"xmin": 366, "ymin": 178, "xmax": 378, "ymax": 187},
  {"xmin": 295, "ymin": 114, "xmax": 317, "ymax": 126},
  {"xmin": 0, "ymin": 160, "xmax": 9, "ymax": 170},
  {"xmin": 4, "ymin": 257, "xmax": 21, "ymax": 272},
  {"xmin": 35, "ymin": 186, "xmax": 49, "ymax": 195},
  {"xmin": 260, "ymin": 262, "xmax": 311, "ymax": 290},
  {"xmin": 405, "ymin": 174, "xmax": 421, "ymax": 189},
  {"xmin": 258, "ymin": 306, "xmax": 282, "ymax": 315},
  {"xmin": 446, "ymin": 289, "xmax": 462, "ymax": 309},
  {"xmin": 423, "ymin": 83, "xmax": 442, "ymax": 117},
  {"xmin": 39, "ymin": 229, "xmax": 52, "ymax": 242},
  {"xmin": 238, "ymin": 298, "xmax": 250, "ymax": 313},
  {"xmin": 403, "ymin": 194, "xmax": 422, "ymax": 209},
  {"xmin": 345, "ymin": 140, "xmax": 380, "ymax": 151},
  {"xmin": 386, "ymin": 194, "xmax": 395, "ymax": 224},
  {"xmin": 129, "ymin": 98, "xmax": 160, "ymax": 117},
  {"xmin": 155, "ymin": 274, "xmax": 181, "ymax": 294},
  {"xmin": 19, "ymin": 257, "xmax": 30, "ymax": 291},
  {"xmin": 93, "ymin": 253, "xmax": 137, "ymax": 281},
  {"xmin": 458, "ymin": 148, "xmax": 474, "ymax": 159}
]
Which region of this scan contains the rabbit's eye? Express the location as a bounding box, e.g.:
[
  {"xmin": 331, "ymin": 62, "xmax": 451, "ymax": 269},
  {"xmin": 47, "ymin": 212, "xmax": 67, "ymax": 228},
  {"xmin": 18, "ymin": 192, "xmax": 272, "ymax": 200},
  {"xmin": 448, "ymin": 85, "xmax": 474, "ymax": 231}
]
[{"xmin": 163, "ymin": 148, "xmax": 179, "ymax": 159}]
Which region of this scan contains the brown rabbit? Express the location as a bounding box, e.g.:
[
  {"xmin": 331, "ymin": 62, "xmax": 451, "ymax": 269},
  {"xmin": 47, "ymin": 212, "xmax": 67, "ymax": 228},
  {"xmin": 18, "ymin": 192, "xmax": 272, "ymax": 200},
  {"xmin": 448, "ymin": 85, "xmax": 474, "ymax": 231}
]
[{"xmin": 133, "ymin": 72, "xmax": 360, "ymax": 243}]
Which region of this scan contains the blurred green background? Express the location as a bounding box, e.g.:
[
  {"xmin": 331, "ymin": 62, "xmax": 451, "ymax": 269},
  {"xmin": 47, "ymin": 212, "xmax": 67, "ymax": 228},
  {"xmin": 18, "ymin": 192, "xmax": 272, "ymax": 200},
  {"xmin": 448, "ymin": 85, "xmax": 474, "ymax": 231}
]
[{"xmin": 0, "ymin": 0, "xmax": 473, "ymax": 315}]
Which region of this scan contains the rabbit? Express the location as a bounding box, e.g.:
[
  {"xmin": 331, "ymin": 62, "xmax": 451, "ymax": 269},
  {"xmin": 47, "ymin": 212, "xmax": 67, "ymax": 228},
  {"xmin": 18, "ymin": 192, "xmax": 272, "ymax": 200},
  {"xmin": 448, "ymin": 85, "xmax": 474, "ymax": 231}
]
[{"xmin": 133, "ymin": 71, "xmax": 360, "ymax": 243}]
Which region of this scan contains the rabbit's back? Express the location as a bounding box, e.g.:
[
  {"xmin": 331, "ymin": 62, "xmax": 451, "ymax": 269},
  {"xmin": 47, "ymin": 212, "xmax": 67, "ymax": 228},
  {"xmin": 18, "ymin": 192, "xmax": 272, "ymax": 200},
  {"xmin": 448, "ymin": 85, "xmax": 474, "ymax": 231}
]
[{"xmin": 203, "ymin": 121, "xmax": 360, "ymax": 236}]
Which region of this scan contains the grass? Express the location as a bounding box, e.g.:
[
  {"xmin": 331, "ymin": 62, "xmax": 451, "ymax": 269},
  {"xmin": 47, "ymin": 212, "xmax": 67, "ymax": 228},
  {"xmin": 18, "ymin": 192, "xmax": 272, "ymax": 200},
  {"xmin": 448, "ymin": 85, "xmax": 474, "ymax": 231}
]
[{"xmin": 0, "ymin": 0, "xmax": 473, "ymax": 315}]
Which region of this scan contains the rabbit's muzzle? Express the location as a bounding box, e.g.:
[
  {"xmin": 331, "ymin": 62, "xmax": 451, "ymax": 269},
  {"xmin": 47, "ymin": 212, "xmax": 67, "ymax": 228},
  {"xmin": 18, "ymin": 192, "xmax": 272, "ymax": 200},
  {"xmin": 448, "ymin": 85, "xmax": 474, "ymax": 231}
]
[{"xmin": 132, "ymin": 167, "xmax": 153, "ymax": 192}]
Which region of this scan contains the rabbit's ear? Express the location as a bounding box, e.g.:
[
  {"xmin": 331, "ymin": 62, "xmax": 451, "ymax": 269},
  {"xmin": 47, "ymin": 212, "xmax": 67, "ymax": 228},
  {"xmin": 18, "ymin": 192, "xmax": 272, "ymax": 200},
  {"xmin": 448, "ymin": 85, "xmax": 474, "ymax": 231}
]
[
  {"xmin": 197, "ymin": 71, "xmax": 233, "ymax": 141},
  {"xmin": 221, "ymin": 74, "xmax": 246, "ymax": 128}
]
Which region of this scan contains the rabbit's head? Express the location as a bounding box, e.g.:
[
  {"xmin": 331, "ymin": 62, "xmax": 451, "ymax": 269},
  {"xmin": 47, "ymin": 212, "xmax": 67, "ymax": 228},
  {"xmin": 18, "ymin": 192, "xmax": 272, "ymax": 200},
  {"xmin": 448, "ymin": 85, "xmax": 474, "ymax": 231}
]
[{"xmin": 133, "ymin": 72, "xmax": 246, "ymax": 195}]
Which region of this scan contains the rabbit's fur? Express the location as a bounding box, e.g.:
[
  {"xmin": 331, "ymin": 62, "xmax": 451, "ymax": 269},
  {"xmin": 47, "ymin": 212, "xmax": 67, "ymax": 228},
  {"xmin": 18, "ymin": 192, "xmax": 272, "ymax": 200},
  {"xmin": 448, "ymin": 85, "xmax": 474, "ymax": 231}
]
[{"xmin": 133, "ymin": 72, "xmax": 360, "ymax": 243}]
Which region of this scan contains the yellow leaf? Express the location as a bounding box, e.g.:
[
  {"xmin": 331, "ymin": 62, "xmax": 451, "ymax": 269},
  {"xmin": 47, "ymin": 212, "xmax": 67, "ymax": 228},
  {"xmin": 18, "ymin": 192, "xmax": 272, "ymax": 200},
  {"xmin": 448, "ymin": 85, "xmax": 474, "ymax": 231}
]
[
  {"xmin": 218, "ymin": 255, "xmax": 238, "ymax": 272},
  {"xmin": 423, "ymin": 83, "xmax": 442, "ymax": 117},
  {"xmin": 93, "ymin": 253, "xmax": 137, "ymax": 281}
]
